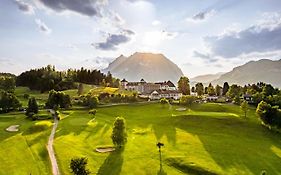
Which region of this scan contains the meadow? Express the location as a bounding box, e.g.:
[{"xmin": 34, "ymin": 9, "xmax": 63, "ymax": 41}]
[
  {"xmin": 1, "ymin": 85, "xmax": 281, "ymax": 174},
  {"xmin": 0, "ymin": 111, "xmax": 52, "ymax": 174},
  {"xmin": 53, "ymin": 103, "xmax": 281, "ymax": 175}
]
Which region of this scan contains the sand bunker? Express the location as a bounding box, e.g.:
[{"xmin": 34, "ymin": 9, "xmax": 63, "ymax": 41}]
[
  {"xmin": 6, "ymin": 125, "xmax": 20, "ymax": 132},
  {"xmin": 96, "ymin": 147, "xmax": 115, "ymax": 153},
  {"xmin": 176, "ymin": 108, "xmax": 187, "ymax": 111}
]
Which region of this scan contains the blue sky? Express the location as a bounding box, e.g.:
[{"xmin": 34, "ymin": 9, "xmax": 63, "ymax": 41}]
[{"xmin": 0, "ymin": 0, "xmax": 281, "ymax": 77}]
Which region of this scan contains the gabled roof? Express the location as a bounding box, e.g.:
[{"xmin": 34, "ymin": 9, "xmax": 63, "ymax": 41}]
[
  {"xmin": 155, "ymin": 80, "xmax": 176, "ymax": 87},
  {"xmin": 121, "ymin": 78, "xmax": 128, "ymax": 82}
]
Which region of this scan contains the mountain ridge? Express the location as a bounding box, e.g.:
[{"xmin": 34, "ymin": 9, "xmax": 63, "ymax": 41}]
[{"xmin": 103, "ymin": 52, "xmax": 184, "ymax": 83}]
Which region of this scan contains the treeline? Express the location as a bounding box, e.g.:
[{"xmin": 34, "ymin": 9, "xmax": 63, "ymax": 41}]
[
  {"xmin": 189, "ymin": 81, "xmax": 281, "ymax": 107},
  {"xmin": 16, "ymin": 65, "xmax": 119, "ymax": 92}
]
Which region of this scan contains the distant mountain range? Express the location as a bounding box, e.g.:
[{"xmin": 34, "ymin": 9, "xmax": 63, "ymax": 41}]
[
  {"xmin": 103, "ymin": 52, "xmax": 184, "ymax": 83},
  {"xmin": 190, "ymin": 72, "xmax": 224, "ymax": 84},
  {"xmin": 104, "ymin": 53, "xmax": 281, "ymax": 88},
  {"xmin": 191, "ymin": 59, "xmax": 281, "ymax": 88}
]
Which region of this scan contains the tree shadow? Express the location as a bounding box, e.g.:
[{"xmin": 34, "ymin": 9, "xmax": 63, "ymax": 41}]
[
  {"xmin": 157, "ymin": 168, "xmax": 167, "ymax": 175},
  {"xmin": 97, "ymin": 148, "xmax": 124, "ymax": 175},
  {"xmin": 173, "ymin": 114, "xmax": 281, "ymax": 174}
]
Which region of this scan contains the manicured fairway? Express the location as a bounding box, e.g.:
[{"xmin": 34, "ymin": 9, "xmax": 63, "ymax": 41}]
[
  {"xmin": 54, "ymin": 103, "xmax": 281, "ymax": 175},
  {"xmin": 0, "ymin": 112, "xmax": 52, "ymax": 175}
]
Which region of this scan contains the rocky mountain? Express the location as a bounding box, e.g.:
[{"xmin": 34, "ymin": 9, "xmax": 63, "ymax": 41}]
[
  {"xmin": 103, "ymin": 52, "xmax": 184, "ymax": 83},
  {"xmin": 211, "ymin": 59, "xmax": 281, "ymax": 88}
]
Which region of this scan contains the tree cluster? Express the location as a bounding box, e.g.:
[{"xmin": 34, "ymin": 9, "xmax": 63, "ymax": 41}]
[
  {"xmin": 0, "ymin": 76, "xmax": 16, "ymax": 93},
  {"xmin": 97, "ymin": 93, "xmax": 138, "ymax": 103},
  {"xmin": 16, "ymin": 65, "xmax": 116, "ymax": 93},
  {"xmin": 180, "ymin": 95, "xmax": 196, "ymax": 106},
  {"xmin": 0, "ymin": 90, "xmax": 21, "ymax": 113},
  {"xmin": 45, "ymin": 90, "xmax": 71, "ymax": 109},
  {"xmin": 79, "ymin": 94, "xmax": 99, "ymax": 109},
  {"xmin": 256, "ymin": 101, "xmax": 281, "ymax": 130}
]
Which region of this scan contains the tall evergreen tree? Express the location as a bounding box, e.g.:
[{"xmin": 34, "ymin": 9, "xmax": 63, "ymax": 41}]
[
  {"xmin": 111, "ymin": 117, "xmax": 127, "ymax": 147},
  {"xmin": 222, "ymin": 82, "xmax": 229, "ymax": 96},
  {"xmin": 26, "ymin": 97, "xmax": 38, "ymax": 115}
]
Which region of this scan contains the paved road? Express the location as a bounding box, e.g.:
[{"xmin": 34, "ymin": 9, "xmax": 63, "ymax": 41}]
[{"xmin": 47, "ymin": 109, "xmax": 60, "ymax": 175}]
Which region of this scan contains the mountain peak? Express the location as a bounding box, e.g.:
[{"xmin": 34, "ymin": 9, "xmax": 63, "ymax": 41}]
[{"xmin": 104, "ymin": 52, "xmax": 183, "ymax": 83}]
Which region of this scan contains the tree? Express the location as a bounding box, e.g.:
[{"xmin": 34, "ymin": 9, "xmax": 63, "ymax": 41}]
[
  {"xmin": 227, "ymin": 84, "xmax": 241, "ymax": 99},
  {"xmin": 46, "ymin": 90, "xmax": 71, "ymax": 109},
  {"xmin": 215, "ymin": 85, "xmax": 222, "ymax": 96},
  {"xmin": 191, "ymin": 87, "xmax": 195, "ymax": 93},
  {"xmin": 111, "ymin": 117, "xmax": 127, "ymax": 147},
  {"xmin": 180, "ymin": 95, "xmax": 195, "ymax": 106},
  {"xmin": 87, "ymin": 95, "xmax": 99, "ymax": 109},
  {"xmin": 70, "ymin": 157, "xmax": 90, "ymax": 175},
  {"xmin": 233, "ymin": 95, "xmax": 241, "ymax": 105},
  {"xmin": 222, "ymin": 82, "xmax": 229, "ymax": 96},
  {"xmin": 0, "ymin": 91, "xmax": 21, "ymax": 113},
  {"xmin": 26, "ymin": 97, "xmax": 38, "ymax": 115},
  {"xmin": 240, "ymin": 100, "xmax": 248, "ymax": 118},
  {"xmin": 0, "ymin": 77, "xmax": 16, "ymax": 92},
  {"xmin": 195, "ymin": 83, "xmax": 204, "ymax": 96},
  {"xmin": 177, "ymin": 76, "xmax": 190, "ymax": 95},
  {"xmin": 207, "ymin": 83, "xmax": 216, "ymax": 96},
  {"xmin": 256, "ymin": 101, "xmax": 276, "ymax": 126},
  {"xmin": 77, "ymin": 83, "xmax": 84, "ymax": 96}
]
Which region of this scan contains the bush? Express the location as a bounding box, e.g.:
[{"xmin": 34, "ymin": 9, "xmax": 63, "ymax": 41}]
[
  {"xmin": 70, "ymin": 157, "xmax": 90, "ymax": 175},
  {"xmin": 256, "ymin": 101, "xmax": 281, "ymax": 129},
  {"xmin": 89, "ymin": 109, "xmax": 97, "ymax": 115},
  {"xmin": 180, "ymin": 95, "xmax": 195, "ymax": 106},
  {"xmin": 160, "ymin": 98, "xmax": 169, "ymax": 105}
]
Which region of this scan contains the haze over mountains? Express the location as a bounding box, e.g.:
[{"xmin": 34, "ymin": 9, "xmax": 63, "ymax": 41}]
[
  {"xmin": 104, "ymin": 53, "xmax": 281, "ymax": 88},
  {"xmin": 103, "ymin": 52, "xmax": 184, "ymax": 83},
  {"xmin": 211, "ymin": 59, "xmax": 281, "ymax": 88}
]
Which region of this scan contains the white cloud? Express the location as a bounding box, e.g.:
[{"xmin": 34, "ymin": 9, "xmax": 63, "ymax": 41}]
[
  {"xmin": 14, "ymin": 0, "xmax": 35, "ymax": 15},
  {"xmin": 152, "ymin": 20, "xmax": 161, "ymax": 26},
  {"xmin": 142, "ymin": 30, "xmax": 178, "ymax": 46},
  {"xmin": 186, "ymin": 9, "xmax": 216, "ymax": 23},
  {"xmin": 35, "ymin": 19, "xmax": 52, "ymax": 34}
]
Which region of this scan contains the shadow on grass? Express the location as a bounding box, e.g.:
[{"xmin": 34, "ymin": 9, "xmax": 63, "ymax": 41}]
[
  {"xmin": 173, "ymin": 114, "xmax": 281, "ymax": 175},
  {"xmin": 97, "ymin": 147, "xmax": 124, "ymax": 175},
  {"xmin": 157, "ymin": 168, "xmax": 167, "ymax": 175}
]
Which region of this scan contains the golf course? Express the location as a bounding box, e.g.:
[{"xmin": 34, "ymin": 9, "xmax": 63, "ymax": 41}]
[{"xmin": 1, "ymin": 101, "xmax": 281, "ymax": 175}]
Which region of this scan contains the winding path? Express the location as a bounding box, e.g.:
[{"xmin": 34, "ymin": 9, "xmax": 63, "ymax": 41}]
[{"xmin": 47, "ymin": 109, "xmax": 60, "ymax": 175}]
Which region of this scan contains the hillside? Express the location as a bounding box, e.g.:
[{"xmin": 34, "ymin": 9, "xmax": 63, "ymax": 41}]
[
  {"xmin": 212, "ymin": 59, "xmax": 281, "ymax": 88},
  {"xmin": 190, "ymin": 72, "xmax": 224, "ymax": 85},
  {"xmin": 103, "ymin": 52, "xmax": 184, "ymax": 83}
]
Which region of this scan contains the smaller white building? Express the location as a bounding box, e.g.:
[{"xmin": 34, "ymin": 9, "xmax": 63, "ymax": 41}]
[{"xmin": 149, "ymin": 90, "xmax": 182, "ymax": 100}]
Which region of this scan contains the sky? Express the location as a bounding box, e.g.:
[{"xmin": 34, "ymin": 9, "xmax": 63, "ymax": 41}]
[{"xmin": 0, "ymin": 0, "xmax": 281, "ymax": 78}]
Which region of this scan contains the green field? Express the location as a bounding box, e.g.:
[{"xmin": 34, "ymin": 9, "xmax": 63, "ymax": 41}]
[
  {"xmin": 0, "ymin": 111, "xmax": 52, "ymax": 175},
  {"xmin": 1, "ymin": 99, "xmax": 281, "ymax": 174},
  {"xmin": 52, "ymin": 103, "xmax": 281, "ymax": 175}
]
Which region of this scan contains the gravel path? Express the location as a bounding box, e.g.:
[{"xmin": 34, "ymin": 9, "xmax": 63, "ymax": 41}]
[{"xmin": 47, "ymin": 109, "xmax": 60, "ymax": 175}]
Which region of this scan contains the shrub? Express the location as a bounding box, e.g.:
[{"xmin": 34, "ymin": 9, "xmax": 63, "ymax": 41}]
[
  {"xmin": 70, "ymin": 157, "xmax": 90, "ymax": 175},
  {"xmin": 180, "ymin": 95, "xmax": 195, "ymax": 106},
  {"xmin": 89, "ymin": 109, "xmax": 97, "ymax": 115}
]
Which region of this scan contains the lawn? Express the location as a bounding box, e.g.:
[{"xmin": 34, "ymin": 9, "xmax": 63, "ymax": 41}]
[
  {"xmin": 0, "ymin": 111, "xmax": 52, "ymax": 175},
  {"xmin": 54, "ymin": 103, "xmax": 281, "ymax": 175}
]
